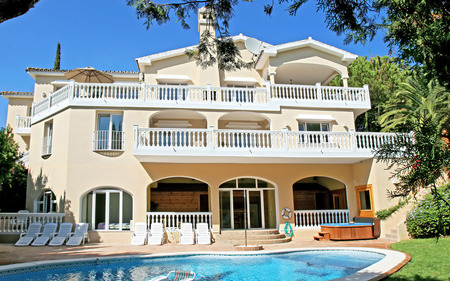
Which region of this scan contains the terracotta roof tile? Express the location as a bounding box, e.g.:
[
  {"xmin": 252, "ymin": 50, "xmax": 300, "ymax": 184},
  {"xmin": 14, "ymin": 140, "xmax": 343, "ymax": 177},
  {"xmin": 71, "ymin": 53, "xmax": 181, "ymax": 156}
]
[
  {"xmin": 25, "ymin": 67, "xmax": 138, "ymax": 74},
  {"xmin": 1, "ymin": 91, "xmax": 34, "ymax": 97}
]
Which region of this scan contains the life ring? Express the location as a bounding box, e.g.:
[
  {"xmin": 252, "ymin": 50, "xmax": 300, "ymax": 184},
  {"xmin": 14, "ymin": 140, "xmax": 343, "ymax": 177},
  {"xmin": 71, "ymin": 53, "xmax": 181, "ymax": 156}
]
[{"xmin": 281, "ymin": 208, "xmax": 292, "ymax": 219}]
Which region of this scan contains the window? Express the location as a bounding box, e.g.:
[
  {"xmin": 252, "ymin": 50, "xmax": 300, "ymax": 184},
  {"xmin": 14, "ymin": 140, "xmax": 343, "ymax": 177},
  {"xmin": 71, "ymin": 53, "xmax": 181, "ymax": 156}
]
[
  {"xmin": 35, "ymin": 190, "xmax": 57, "ymax": 213},
  {"xmin": 355, "ymin": 184, "xmax": 374, "ymax": 217},
  {"xmin": 298, "ymin": 122, "xmax": 330, "ymax": 143},
  {"xmin": 159, "ymin": 83, "xmax": 188, "ymax": 101},
  {"xmin": 94, "ymin": 113, "xmax": 123, "ymax": 150},
  {"xmin": 226, "ymin": 85, "xmax": 255, "ymax": 103},
  {"xmin": 42, "ymin": 121, "xmax": 53, "ymax": 156},
  {"xmin": 298, "ymin": 122, "xmax": 330, "ymax": 132},
  {"xmin": 82, "ymin": 189, "xmax": 133, "ymax": 231}
]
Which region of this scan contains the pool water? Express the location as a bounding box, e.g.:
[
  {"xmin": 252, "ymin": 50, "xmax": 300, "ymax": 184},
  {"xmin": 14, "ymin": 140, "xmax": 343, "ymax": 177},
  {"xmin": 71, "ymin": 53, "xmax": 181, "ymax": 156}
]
[{"xmin": 1, "ymin": 250, "xmax": 384, "ymax": 281}]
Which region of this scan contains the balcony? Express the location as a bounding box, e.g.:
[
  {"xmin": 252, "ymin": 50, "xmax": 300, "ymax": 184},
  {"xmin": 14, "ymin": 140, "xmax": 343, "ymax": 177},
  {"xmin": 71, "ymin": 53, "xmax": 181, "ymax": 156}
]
[
  {"xmin": 133, "ymin": 127, "xmax": 409, "ymax": 164},
  {"xmin": 31, "ymin": 82, "xmax": 371, "ymax": 123},
  {"xmin": 15, "ymin": 115, "xmax": 31, "ymax": 135},
  {"xmin": 92, "ymin": 130, "xmax": 125, "ymax": 151}
]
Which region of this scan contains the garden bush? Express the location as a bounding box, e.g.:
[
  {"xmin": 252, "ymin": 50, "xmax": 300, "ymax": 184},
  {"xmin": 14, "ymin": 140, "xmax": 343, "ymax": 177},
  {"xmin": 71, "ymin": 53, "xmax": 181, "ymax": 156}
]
[{"xmin": 406, "ymin": 184, "xmax": 450, "ymax": 238}]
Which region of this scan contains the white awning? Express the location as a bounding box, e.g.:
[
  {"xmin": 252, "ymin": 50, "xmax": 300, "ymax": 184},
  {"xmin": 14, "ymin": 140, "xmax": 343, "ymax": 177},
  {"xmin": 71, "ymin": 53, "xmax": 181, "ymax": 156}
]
[
  {"xmin": 224, "ymin": 77, "xmax": 259, "ymax": 85},
  {"xmin": 155, "ymin": 74, "xmax": 192, "ymax": 83},
  {"xmin": 296, "ymin": 114, "xmax": 336, "ymax": 122}
]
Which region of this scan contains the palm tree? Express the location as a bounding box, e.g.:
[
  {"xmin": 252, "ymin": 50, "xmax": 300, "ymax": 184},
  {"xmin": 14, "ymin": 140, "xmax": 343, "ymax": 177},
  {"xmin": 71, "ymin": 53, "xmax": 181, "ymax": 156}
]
[{"xmin": 379, "ymin": 75, "xmax": 450, "ymax": 138}]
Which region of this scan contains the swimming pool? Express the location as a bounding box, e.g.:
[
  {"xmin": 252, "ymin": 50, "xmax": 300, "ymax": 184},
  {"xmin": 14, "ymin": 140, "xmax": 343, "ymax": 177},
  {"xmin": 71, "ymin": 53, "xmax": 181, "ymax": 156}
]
[{"xmin": 0, "ymin": 248, "xmax": 405, "ymax": 281}]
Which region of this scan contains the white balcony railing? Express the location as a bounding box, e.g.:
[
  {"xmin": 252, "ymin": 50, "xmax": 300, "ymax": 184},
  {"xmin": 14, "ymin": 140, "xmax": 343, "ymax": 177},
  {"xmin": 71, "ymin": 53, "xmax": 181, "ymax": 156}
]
[
  {"xmin": 294, "ymin": 210, "xmax": 350, "ymax": 228},
  {"xmin": 135, "ymin": 127, "xmax": 407, "ymax": 154},
  {"xmin": 93, "ymin": 130, "xmax": 125, "ymax": 151},
  {"xmin": 15, "ymin": 115, "xmax": 32, "ymax": 131},
  {"xmin": 146, "ymin": 212, "xmax": 213, "ymax": 230},
  {"xmin": 0, "ymin": 212, "xmax": 65, "ymax": 233},
  {"xmin": 42, "ymin": 136, "xmax": 52, "ymax": 156},
  {"xmin": 31, "ymin": 82, "xmax": 370, "ymax": 122}
]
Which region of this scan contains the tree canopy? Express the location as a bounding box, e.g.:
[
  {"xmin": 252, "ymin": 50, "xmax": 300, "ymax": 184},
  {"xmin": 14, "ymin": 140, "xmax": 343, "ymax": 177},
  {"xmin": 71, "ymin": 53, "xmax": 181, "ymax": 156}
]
[
  {"xmin": 126, "ymin": 0, "xmax": 450, "ymax": 88},
  {"xmin": 329, "ymin": 56, "xmax": 410, "ymax": 132},
  {"xmin": 0, "ymin": 125, "xmax": 19, "ymax": 187},
  {"xmin": 0, "ymin": 0, "xmax": 40, "ymax": 23}
]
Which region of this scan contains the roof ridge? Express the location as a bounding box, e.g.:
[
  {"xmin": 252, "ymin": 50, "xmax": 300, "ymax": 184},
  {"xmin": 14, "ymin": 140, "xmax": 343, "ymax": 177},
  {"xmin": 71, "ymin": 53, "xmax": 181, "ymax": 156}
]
[{"xmin": 25, "ymin": 67, "xmax": 139, "ymax": 74}]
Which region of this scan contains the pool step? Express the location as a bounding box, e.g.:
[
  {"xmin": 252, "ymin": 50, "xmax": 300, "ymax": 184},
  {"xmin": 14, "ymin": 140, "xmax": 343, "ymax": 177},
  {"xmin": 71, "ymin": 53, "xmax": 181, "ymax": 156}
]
[
  {"xmin": 313, "ymin": 231, "xmax": 330, "ymax": 241},
  {"xmin": 215, "ymin": 230, "xmax": 291, "ymax": 245}
]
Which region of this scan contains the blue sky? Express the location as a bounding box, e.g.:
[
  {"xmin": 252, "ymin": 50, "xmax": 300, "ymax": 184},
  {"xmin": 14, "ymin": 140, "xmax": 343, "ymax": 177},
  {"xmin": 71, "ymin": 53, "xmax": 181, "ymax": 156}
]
[{"xmin": 0, "ymin": 0, "xmax": 390, "ymax": 128}]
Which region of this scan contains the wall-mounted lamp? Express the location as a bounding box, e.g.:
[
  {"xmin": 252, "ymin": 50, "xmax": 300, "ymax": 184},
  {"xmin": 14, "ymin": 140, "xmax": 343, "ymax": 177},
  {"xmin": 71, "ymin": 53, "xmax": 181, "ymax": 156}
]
[{"xmin": 42, "ymin": 92, "xmax": 47, "ymax": 98}]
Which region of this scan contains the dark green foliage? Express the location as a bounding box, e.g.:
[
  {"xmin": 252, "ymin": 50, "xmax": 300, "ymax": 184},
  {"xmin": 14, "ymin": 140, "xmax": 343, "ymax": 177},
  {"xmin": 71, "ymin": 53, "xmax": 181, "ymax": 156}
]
[
  {"xmin": 0, "ymin": 0, "xmax": 40, "ymax": 23},
  {"xmin": 405, "ymin": 184, "xmax": 450, "ymax": 238},
  {"xmin": 329, "ymin": 56, "xmax": 410, "ymax": 132},
  {"xmin": 376, "ymin": 117, "xmax": 450, "ymax": 202},
  {"xmin": 53, "ymin": 42, "xmax": 61, "ymax": 70},
  {"xmin": 0, "ymin": 126, "xmax": 19, "ymax": 187},
  {"xmin": 0, "ymin": 163, "xmax": 27, "ymax": 212}
]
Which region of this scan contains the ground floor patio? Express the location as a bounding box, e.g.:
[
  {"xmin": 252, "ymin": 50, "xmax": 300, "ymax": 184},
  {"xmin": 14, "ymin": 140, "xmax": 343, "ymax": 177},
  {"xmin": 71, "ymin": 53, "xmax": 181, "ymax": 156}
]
[{"xmin": 0, "ymin": 229, "xmax": 404, "ymax": 266}]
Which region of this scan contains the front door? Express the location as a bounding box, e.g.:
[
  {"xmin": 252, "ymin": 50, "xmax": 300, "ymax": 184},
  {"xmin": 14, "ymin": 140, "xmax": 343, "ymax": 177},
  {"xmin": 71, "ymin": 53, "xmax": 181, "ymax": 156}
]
[{"xmin": 219, "ymin": 178, "xmax": 276, "ymax": 230}]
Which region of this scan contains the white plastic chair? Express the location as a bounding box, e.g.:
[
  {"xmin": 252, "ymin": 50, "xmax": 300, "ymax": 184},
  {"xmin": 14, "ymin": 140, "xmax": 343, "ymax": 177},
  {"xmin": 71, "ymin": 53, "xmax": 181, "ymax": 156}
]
[
  {"xmin": 49, "ymin": 223, "xmax": 73, "ymax": 246},
  {"xmin": 31, "ymin": 223, "xmax": 58, "ymax": 246},
  {"xmin": 15, "ymin": 223, "xmax": 42, "ymax": 246},
  {"xmin": 131, "ymin": 222, "xmax": 147, "ymax": 245},
  {"xmin": 148, "ymin": 222, "xmax": 165, "ymax": 245},
  {"xmin": 195, "ymin": 223, "xmax": 211, "ymax": 245},
  {"xmin": 179, "ymin": 223, "xmax": 194, "ymax": 245},
  {"xmin": 66, "ymin": 223, "xmax": 89, "ymax": 246}
]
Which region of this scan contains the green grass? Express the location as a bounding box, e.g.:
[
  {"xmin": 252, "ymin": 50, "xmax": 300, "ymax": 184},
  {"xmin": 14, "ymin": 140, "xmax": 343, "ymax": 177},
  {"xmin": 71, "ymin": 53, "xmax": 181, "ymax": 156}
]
[{"xmin": 385, "ymin": 237, "xmax": 450, "ymax": 281}]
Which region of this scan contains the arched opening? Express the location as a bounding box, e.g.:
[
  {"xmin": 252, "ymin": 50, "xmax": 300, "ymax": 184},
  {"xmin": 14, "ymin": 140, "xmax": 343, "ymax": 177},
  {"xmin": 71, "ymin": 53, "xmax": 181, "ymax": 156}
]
[
  {"xmin": 218, "ymin": 112, "xmax": 270, "ymax": 130},
  {"xmin": 148, "ymin": 177, "xmax": 210, "ymax": 212},
  {"xmin": 219, "ymin": 178, "xmax": 277, "ymax": 230},
  {"xmin": 34, "ymin": 190, "xmax": 57, "ymax": 213},
  {"xmin": 292, "ymin": 177, "xmax": 347, "ymax": 210},
  {"xmin": 81, "ymin": 188, "xmax": 133, "ymax": 231},
  {"xmin": 149, "ymin": 110, "xmax": 207, "ymax": 129},
  {"xmin": 274, "ymin": 62, "xmax": 342, "ymax": 85}
]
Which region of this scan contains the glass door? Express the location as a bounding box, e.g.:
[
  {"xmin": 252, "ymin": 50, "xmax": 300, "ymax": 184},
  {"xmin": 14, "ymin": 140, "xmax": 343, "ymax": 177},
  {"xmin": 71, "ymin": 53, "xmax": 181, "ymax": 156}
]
[
  {"xmin": 248, "ymin": 191, "xmax": 262, "ymax": 228},
  {"xmin": 233, "ymin": 190, "xmax": 245, "ymax": 229}
]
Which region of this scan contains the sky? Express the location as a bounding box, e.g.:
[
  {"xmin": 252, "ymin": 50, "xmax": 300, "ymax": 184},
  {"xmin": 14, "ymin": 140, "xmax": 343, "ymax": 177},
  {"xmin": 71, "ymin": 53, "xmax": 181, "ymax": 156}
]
[{"xmin": 0, "ymin": 0, "xmax": 390, "ymax": 128}]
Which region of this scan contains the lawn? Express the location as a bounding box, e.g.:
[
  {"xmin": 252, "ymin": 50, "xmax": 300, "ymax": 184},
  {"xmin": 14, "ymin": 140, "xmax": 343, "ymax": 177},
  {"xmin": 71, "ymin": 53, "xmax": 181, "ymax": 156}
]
[{"xmin": 385, "ymin": 237, "xmax": 450, "ymax": 281}]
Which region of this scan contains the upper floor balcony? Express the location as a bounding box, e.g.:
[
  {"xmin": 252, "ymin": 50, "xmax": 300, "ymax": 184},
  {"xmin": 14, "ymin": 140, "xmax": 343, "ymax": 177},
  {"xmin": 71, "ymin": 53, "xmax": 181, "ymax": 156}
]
[
  {"xmin": 15, "ymin": 115, "xmax": 32, "ymax": 135},
  {"xmin": 31, "ymin": 82, "xmax": 371, "ymax": 123},
  {"xmin": 132, "ymin": 126, "xmax": 408, "ymax": 164}
]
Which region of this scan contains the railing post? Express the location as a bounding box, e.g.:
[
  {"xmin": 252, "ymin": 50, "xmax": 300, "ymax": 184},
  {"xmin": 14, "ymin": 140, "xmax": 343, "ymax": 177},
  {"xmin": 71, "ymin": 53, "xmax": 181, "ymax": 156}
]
[
  {"xmin": 141, "ymin": 82, "xmax": 146, "ymax": 101},
  {"xmin": 206, "ymin": 84, "xmax": 212, "ymax": 103},
  {"xmin": 208, "ymin": 126, "xmax": 215, "ymax": 151},
  {"xmin": 133, "ymin": 125, "xmax": 139, "ymax": 149},
  {"xmin": 282, "ymin": 127, "xmax": 289, "ymax": 152},
  {"xmin": 350, "ymin": 129, "xmax": 356, "ymax": 152},
  {"xmin": 265, "ymin": 81, "xmax": 271, "ymax": 103},
  {"xmin": 69, "ymin": 80, "xmax": 75, "ymax": 100},
  {"xmin": 315, "ymin": 82, "xmax": 322, "ymax": 101},
  {"xmin": 363, "ymin": 84, "xmax": 370, "ymax": 103}
]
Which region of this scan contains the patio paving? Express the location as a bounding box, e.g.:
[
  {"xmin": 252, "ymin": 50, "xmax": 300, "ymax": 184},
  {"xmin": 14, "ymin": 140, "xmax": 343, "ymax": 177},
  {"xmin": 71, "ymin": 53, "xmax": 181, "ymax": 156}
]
[{"xmin": 0, "ymin": 234, "xmax": 398, "ymax": 266}]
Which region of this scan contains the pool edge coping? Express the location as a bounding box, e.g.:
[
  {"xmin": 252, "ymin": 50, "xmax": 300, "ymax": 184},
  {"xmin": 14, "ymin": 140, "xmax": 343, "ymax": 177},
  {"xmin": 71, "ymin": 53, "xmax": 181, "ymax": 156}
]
[{"xmin": 0, "ymin": 247, "xmax": 410, "ymax": 281}]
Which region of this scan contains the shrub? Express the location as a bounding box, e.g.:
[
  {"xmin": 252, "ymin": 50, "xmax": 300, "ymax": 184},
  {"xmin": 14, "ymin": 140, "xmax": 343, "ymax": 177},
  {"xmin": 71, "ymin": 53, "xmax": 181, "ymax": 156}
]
[{"xmin": 406, "ymin": 184, "xmax": 450, "ymax": 238}]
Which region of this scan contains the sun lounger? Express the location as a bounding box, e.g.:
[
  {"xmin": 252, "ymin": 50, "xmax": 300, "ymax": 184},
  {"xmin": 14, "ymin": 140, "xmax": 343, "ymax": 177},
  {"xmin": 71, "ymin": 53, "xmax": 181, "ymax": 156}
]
[
  {"xmin": 131, "ymin": 222, "xmax": 147, "ymax": 245},
  {"xmin": 179, "ymin": 223, "xmax": 194, "ymax": 245},
  {"xmin": 148, "ymin": 270, "xmax": 196, "ymax": 281},
  {"xmin": 15, "ymin": 223, "xmax": 42, "ymax": 246},
  {"xmin": 49, "ymin": 222, "xmax": 73, "ymax": 246},
  {"xmin": 195, "ymin": 223, "xmax": 211, "ymax": 245},
  {"xmin": 148, "ymin": 222, "xmax": 165, "ymax": 245},
  {"xmin": 66, "ymin": 223, "xmax": 89, "ymax": 246},
  {"xmin": 31, "ymin": 223, "xmax": 57, "ymax": 246}
]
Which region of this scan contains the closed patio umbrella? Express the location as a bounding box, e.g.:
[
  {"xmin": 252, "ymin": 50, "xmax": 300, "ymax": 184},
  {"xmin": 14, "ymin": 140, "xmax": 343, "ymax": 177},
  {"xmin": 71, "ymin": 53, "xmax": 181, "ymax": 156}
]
[{"xmin": 64, "ymin": 66, "xmax": 114, "ymax": 83}]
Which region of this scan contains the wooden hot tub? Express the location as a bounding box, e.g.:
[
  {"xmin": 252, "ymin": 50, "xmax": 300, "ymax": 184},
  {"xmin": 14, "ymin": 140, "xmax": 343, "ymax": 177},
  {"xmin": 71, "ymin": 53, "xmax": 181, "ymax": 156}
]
[{"xmin": 320, "ymin": 223, "xmax": 374, "ymax": 240}]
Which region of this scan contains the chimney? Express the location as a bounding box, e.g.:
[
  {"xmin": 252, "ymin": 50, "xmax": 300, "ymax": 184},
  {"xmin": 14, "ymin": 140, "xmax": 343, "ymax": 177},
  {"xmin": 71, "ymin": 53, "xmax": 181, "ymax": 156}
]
[{"xmin": 198, "ymin": 7, "xmax": 216, "ymax": 39}]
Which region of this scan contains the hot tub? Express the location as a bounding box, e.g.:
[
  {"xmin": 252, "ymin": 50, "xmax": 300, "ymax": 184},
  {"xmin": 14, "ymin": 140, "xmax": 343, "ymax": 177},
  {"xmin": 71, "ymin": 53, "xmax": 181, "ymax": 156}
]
[{"xmin": 320, "ymin": 223, "xmax": 374, "ymax": 240}]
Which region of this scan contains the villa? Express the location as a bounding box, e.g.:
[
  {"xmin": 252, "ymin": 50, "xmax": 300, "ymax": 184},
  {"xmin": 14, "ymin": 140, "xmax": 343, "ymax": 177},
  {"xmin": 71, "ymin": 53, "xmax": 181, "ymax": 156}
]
[{"xmin": 1, "ymin": 8, "xmax": 408, "ymax": 244}]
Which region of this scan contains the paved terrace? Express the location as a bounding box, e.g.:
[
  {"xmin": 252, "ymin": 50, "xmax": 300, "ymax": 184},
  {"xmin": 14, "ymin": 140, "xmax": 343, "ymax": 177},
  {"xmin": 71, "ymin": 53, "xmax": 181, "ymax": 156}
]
[{"xmin": 0, "ymin": 232, "xmax": 408, "ymax": 271}]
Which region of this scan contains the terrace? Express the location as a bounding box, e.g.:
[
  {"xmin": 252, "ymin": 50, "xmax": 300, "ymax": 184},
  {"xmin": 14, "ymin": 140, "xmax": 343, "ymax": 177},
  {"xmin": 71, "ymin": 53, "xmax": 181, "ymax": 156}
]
[{"xmin": 29, "ymin": 82, "xmax": 371, "ymax": 123}]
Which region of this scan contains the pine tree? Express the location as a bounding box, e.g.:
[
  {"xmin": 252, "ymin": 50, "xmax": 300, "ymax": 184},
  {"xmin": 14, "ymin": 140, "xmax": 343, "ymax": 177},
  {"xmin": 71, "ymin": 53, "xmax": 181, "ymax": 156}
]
[{"xmin": 53, "ymin": 42, "xmax": 61, "ymax": 70}]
